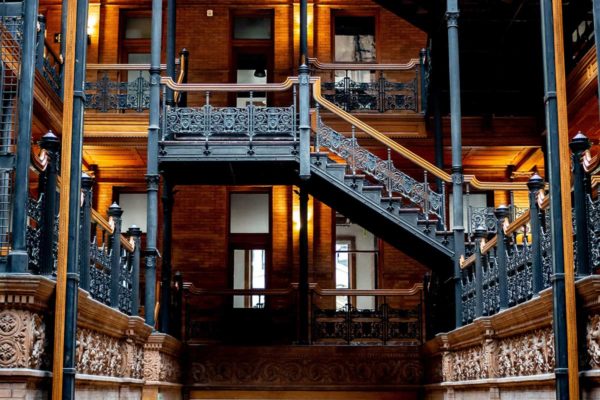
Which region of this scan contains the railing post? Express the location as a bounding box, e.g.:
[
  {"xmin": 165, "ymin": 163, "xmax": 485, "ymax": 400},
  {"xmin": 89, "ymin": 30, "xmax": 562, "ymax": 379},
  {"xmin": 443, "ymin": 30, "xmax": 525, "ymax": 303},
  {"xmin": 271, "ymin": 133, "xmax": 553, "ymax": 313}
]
[
  {"xmin": 38, "ymin": 131, "xmax": 60, "ymax": 276},
  {"xmin": 35, "ymin": 15, "xmax": 45, "ymax": 72},
  {"xmin": 570, "ymin": 132, "xmax": 591, "ymax": 276},
  {"xmin": 528, "ymin": 174, "xmax": 546, "ymax": 293},
  {"xmin": 8, "ymin": 0, "xmax": 40, "ymax": 272},
  {"xmin": 178, "ymin": 48, "xmax": 189, "ymax": 107},
  {"xmin": 173, "ymin": 271, "xmax": 183, "ymax": 339},
  {"xmin": 79, "ymin": 173, "xmax": 93, "ymax": 291},
  {"xmin": 495, "ymin": 205, "xmax": 510, "ymax": 310},
  {"xmin": 419, "ymin": 48, "xmax": 427, "ymax": 113},
  {"xmin": 128, "ymin": 225, "xmax": 142, "ymax": 316},
  {"xmin": 473, "ymin": 225, "xmax": 486, "ymax": 318},
  {"xmin": 108, "ymin": 202, "xmax": 123, "ymax": 308},
  {"xmin": 298, "ymin": 0, "xmax": 310, "ymax": 180},
  {"xmin": 298, "ymin": 185, "xmax": 309, "ymax": 344}
]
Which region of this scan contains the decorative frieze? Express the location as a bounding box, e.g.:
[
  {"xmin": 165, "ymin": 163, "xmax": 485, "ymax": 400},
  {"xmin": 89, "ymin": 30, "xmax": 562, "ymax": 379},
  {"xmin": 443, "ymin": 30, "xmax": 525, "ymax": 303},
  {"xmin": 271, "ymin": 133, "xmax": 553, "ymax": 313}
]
[
  {"xmin": 0, "ymin": 309, "xmax": 47, "ymax": 369},
  {"xmin": 143, "ymin": 333, "xmax": 182, "ymax": 383},
  {"xmin": 75, "ymin": 328, "xmax": 144, "ymax": 378},
  {"xmin": 441, "ymin": 327, "xmax": 554, "ymax": 381},
  {"xmin": 587, "ymin": 314, "xmax": 600, "ymax": 369}
]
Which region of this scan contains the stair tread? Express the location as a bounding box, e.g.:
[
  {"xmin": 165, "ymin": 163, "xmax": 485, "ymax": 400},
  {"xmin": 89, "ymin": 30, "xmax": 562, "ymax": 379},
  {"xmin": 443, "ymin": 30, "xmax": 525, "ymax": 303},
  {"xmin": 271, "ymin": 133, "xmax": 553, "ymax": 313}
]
[
  {"xmin": 362, "ymin": 185, "xmax": 384, "ymax": 190},
  {"xmin": 326, "ymin": 163, "xmax": 347, "ymax": 168},
  {"xmin": 344, "ymin": 174, "xmax": 366, "ymax": 179}
]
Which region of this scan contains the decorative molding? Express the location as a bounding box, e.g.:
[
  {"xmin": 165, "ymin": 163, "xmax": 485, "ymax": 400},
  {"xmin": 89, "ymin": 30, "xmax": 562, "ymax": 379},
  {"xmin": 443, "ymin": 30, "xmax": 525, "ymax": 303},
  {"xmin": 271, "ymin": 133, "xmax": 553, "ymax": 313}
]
[
  {"xmin": 0, "ymin": 309, "xmax": 47, "ymax": 369},
  {"xmin": 143, "ymin": 333, "xmax": 182, "ymax": 383},
  {"xmin": 587, "ymin": 314, "xmax": 600, "ymax": 369}
]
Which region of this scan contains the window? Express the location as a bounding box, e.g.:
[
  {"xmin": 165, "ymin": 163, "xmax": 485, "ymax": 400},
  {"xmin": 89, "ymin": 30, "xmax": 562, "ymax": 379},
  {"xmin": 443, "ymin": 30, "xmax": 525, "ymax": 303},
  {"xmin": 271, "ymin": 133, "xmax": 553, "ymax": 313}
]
[
  {"xmin": 335, "ymin": 215, "xmax": 378, "ymax": 310},
  {"xmin": 124, "ymin": 17, "xmax": 151, "ymax": 39},
  {"xmin": 120, "ymin": 12, "xmax": 151, "ymax": 64},
  {"xmin": 334, "ymin": 16, "xmax": 376, "ymax": 63},
  {"xmin": 229, "ymin": 190, "xmax": 271, "ymax": 308},
  {"xmin": 234, "ymin": 16, "xmax": 272, "ymax": 40},
  {"xmin": 118, "ymin": 192, "xmax": 147, "ymax": 232}
]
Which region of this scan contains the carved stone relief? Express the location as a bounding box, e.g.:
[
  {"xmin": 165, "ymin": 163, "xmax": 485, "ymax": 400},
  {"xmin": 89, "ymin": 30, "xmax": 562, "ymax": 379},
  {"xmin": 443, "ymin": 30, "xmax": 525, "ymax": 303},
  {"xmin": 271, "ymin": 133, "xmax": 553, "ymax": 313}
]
[
  {"xmin": 0, "ymin": 309, "xmax": 47, "ymax": 369},
  {"xmin": 143, "ymin": 348, "xmax": 181, "ymax": 383},
  {"xmin": 75, "ymin": 328, "xmax": 144, "ymax": 378},
  {"xmin": 587, "ymin": 314, "xmax": 600, "ymax": 369},
  {"xmin": 442, "ymin": 327, "xmax": 554, "ymax": 381}
]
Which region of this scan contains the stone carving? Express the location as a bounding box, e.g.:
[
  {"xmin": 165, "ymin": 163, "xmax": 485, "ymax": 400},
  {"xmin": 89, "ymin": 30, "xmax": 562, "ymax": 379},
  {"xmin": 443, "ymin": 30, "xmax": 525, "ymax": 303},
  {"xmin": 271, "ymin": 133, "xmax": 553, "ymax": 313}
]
[
  {"xmin": 442, "ymin": 327, "xmax": 554, "ymax": 381},
  {"xmin": 75, "ymin": 328, "xmax": 144, "ymax": 378},
  {"xmin": 188, "ymin": 347, "xmax": 422, "ymax": 388},
  {"xmin": 0, "ymin": 309, "xmax": 47, "ymax": 369},
  {"xmin": 496, "ymin": 328, "xmax": 554, "ymax": 377},
  {"xmin": 587, "ymin": 314, "xmax": 600, "ymax": 369},
  {"xmin": 143, "ymin": 349, "xmax": 181, "ymax": 383}
]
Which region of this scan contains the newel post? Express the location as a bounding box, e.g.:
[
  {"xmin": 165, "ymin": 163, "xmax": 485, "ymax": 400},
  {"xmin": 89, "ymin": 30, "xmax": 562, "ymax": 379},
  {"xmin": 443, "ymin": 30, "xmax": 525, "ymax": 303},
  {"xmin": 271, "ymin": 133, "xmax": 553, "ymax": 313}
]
[
  {"xmin": 570, "ymin": 132, "xmax": 592, "ymax": 276},
  {"xmin": 108, "ymin": 202, "xmax": 123, "ymax": 308},
  {"xmin": 473, "ymin": 225, "xmax": 487, "ymax": 318},
  {"xmin": 128, "ymin": 225, "xmax": 142, "ymax": 316},
  {"xmin": 78, "ymin": 173, "xmax": 93, "ymax": 291},
  {"xmin": 494, "ymin": 205, "xmax": 509, "ymax": 310},
  {"xmin": 528, "ymin": 173, "xmax": 545, "ymax": 293},
  {"xmin": 38, "ymin": 131, "xmax": 60, "ymax": 276}
]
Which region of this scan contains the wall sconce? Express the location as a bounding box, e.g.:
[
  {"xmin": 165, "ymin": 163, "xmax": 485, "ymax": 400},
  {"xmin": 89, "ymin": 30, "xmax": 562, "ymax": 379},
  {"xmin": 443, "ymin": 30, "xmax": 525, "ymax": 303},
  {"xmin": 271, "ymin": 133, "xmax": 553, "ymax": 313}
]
[{"xmin": 86, "ymin": 24, "xmax": 92, "ymax": 45}]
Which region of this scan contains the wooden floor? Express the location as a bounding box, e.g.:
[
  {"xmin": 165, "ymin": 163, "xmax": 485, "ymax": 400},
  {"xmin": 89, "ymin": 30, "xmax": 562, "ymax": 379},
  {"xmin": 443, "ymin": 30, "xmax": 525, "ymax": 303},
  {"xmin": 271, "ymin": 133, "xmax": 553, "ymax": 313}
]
[{"xmin": 189, "ymin": 391, "xmax": 419, "ymax": 400}]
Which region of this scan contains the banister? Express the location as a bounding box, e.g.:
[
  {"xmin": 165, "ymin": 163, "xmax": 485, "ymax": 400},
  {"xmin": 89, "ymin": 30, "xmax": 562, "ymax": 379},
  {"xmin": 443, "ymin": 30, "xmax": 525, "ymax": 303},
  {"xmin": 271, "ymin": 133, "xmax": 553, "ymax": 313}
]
[
  {"xmin": 87, "ymin": 63, "xmax": 168, "ymax": 71},
  {"xmin": 91, "ymin": 208, "xmax": 134, "ymax": 253},
  {"xmin": 311, "ymin": 77, "xmax": 528, "ymax": 191},
  {"xmin": 183, "ymin": 283, "xmax": 296, "ymax": 296},
  {"xmin": 308, "ymin": 57, "xmax": 421, "ymax": 71},
  {"xmin": 43, "ymin": 38, "xmax": 62, "ymax": 65},
  {"xmin": 312, "ymin": 283, "xmax": 423, "ymax": 297},
  {"xmin": 161, "ymin": 76, "xmax": 298, "ymax": 92},
  {"xmin": 30, "ymin": 148, "xmax": 49, "ymax": 172}
]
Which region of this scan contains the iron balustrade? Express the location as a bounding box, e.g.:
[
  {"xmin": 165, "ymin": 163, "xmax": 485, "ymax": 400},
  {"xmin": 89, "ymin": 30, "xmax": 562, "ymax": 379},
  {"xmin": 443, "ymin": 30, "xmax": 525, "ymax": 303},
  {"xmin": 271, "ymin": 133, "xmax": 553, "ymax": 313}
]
[
  {"xmin": 308, "ymin": 53, "xmax": 429, "ymax": 114},
  {"xmin": 310, "ymin": 285, "xmax": 424, "ymax": 345},
  {"xmin": 36, "ymin": 15, "xmax": 62, "ymax": 97},
  {"xmin": 314, "ymin": 112, "xmax": 444, "ymax": 223}
]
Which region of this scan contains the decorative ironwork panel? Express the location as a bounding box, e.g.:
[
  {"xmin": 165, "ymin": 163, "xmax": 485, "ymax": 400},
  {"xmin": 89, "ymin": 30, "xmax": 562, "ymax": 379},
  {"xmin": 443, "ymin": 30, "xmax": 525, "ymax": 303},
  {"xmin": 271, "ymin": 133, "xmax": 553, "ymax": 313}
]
[
  {"xmin": 470, "ymin": 207, "xmax": 497, "ymax": 234},
  {"xmin": 461, "ymin": 268, "xmax": 476, "ymax": 325},
  {"xmin": 41, "ymin": 55, "xmax": 61, "ymax": 96},
  {"xmin": 118, "ymin": 249, "xmax": 133, "ymax": 315},
  {"xmin": 26, "ymin": 195, "xmax": 44, "ymax": 273},
  {"xmin": 541, "ymin": 211, "xmax": 553, "ymax": 288},
  {"xmin": 167, "ymin": 105, "xmax": 295, "ymax": 139},
  {"xmin": 317, "ymin": 119, "xmax": 442, "ymax": 219},
  {"xmin": 506, "ymin": 236, "xmax": 533, "ymax": 306},
  {"xmin": 386, "ymin": 306, "xmax": 421, "ymax": 344},
  {"xmin": 89, "ymin": 238, "xmax": 112, "ymax": 305},
  {"xmin": 482, "ymin": 252, "xmax": 500, "ymax": 316},
  {"xmin": 85, "ymin": 72, "xmax": 150, "ymax": 112},
  {"xmin": 587, "ymin": 195, "xmax": 600, "ymax": 272},
  {"xmin": 382, "ymin": 79, "xmax": 417, "ymax": 111},
  {"xmin": 349, "ymin": 308, "xmax": 384, "ymax": 343},
  {"xmin": 312, "ymin": 307, "xmax": 349, "ymax": 343}
]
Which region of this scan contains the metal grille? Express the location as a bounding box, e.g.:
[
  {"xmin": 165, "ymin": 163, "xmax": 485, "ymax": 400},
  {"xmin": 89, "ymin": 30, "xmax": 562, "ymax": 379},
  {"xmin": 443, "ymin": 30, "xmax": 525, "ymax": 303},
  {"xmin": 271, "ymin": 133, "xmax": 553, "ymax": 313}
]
[{"xmin": 0, "ymin": 13, "xmax": 23, "ymax": 258}]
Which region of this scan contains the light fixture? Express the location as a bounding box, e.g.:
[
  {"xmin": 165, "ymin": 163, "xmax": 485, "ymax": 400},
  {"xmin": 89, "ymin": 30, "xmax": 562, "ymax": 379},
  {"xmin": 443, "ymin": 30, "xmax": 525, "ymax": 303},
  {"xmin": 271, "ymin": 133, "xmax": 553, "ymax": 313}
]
[{"xmin": 253, "ymin": 68, "xmax": 266, "ymax": 78}]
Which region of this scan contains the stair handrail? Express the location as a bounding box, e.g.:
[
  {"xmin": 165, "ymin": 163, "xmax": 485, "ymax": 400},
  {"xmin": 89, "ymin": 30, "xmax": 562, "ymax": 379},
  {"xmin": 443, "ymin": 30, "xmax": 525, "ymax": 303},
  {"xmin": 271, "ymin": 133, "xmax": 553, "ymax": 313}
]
[
  {"xmin": 312, "ymin": 283, "xmax": 423, "ymax": 296},
  {"xmin": 91, "ymin": 208, "xmax": 134, "ymax": 253},
  {"xmin": 308, "ymin": 57, "xmax": 421, "ymax": 71},
  {"xmin": 87, "ymin": 63, "xmax": 169, "ymax": 70},
  {"xmin": 160, "ymin": 76, "xmax": 298, "ymax": 92},
  {"xmin": 311, "ymin": 77, "xmax": 529, "ymax": 192},
  {"xmin": 183, "ymin": 282, "xmax": 297, "ymax": 296}
]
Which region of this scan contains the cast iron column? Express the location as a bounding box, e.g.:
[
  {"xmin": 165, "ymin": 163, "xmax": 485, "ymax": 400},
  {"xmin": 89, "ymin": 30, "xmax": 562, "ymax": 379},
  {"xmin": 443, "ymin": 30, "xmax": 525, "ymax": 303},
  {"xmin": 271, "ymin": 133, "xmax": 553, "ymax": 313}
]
[
  {"xmin": 159, "ymin": 177, "xmax": 173, "ymax": 333},
  {"xmin": 165, "ymin": 0, "xmax": 176, "ymax": 106},
  {"xmin": 593, "ymin": 0, "xmax": 600, "ymax": 113},
  {"xmin": 298, "ymin": 0, "xmax": 310, "ymax": 180},
  {"xmin": 8, "ymin": 0, "xmax": 39, "ymax": 272},
  {"xmin": 540, "ymin": 0, "xmax": 569, "ymax": 396},
  {"xmin": 570, "ymin": 132, "xmax": 591, "ymax": 276},
  {"xmin": 39, "ymin": 131, "xmax": 60, "ymax": 276},
  {"xmin": 145, "ymin": 0, "xmax": 163, "ymax": 327},
  {"xmin": 63, "ymin": 0, "xmax": 89, "ymax": 397},
  {"xmin": 79, "ymin": 173, "xmax": 94, "ymax": 291},
  {"xmin": 446, "ymin": 0, "xmax": 465, "ymax": 328},
  {"xmin": 298, "ymin": 186, "xmax": 309, "ymax": 344}
]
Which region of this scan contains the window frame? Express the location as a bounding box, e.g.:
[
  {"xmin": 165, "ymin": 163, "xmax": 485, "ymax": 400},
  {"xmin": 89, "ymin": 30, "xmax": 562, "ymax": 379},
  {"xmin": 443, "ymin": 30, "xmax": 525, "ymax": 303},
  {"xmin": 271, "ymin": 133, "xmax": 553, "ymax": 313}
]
[{"xmin": 331, "ymin": 9, "xmax": 380, "ymax": 64}]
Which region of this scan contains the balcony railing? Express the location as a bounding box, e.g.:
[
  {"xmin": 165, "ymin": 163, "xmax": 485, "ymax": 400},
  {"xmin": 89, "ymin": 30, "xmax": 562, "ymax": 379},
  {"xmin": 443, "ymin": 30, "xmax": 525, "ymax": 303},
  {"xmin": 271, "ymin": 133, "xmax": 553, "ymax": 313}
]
[
  {"xmin": 36, "ymin": 15, "xmax": 62, "ymax": 97},
  {"xmin": 308, "ymin": 52, "xmax": 429, "ymax": 114}
]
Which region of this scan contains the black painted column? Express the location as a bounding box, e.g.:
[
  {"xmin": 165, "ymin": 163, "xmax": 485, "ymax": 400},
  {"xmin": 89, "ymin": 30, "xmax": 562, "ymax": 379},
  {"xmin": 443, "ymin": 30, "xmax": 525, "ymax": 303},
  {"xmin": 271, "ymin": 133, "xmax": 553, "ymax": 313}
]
[
  {"xmin": 159, "ymin": 177, "xmax": 173, "ymax": 333},
  {"xmin": 494, "ymin": 205, "xmax": 509, "ymax": 310},
  {"xmin": 446, "ymin": 0, "xmax": 466, "ymax": 328},
  {"xmin": 109, "ymin": 203, "xmax": 123, "ymax": 308},
  {"xmin": 298, "ymin": 186, "xmax": 309, "ymax": 344},
  {"xmin": 8, "ymin": 0, "xmax": 39, "ymax": 272},
  {"xmin": 145, "ymin": 0, "xmax": 163, "ymax": 328},
  {"xmin": 570, "ymin": 132, "xmax": 591, "ymax": 276},
  {"xmin": 539, "ymin": 0, "xmax": 569, "ymax": 396},
  {"xmin": 39, "ymin": 132, "xmax": 60, "ymax": 276},
  {"xmin": 165, "ymin": 0, "xmax": 176, "ymax": 106},
  {"xmin": 528, "ymin": 174, "xmax": 545, "ymax": 294},
  {"xmin": 128, "ymin": 225, "xmax": 142, "ymax": 316},
  {"xmin": 79, "ymin": 173, "xmax": 94, "ymax": 291}
]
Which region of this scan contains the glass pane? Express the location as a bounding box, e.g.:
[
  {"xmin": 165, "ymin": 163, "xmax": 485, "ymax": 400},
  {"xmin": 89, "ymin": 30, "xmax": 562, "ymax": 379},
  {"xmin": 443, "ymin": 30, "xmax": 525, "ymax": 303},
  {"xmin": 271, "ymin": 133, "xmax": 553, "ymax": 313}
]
[
  {"xmin": 230, "ymin": 193, "xmax": 270, "ymax": 233},
  {"xmin": 119, "ymin": 193, "xmax": 147, "ymax": 232},
  {"xmin": 334, "ymin": 16, "xmax": 376, "ymax": 62},
  {"xmin": 236, "ymin": 69, "xmax": 267, "ymax": 107},
  {"xmin": 125, "ymin": 17, "xmax": 151, "ymax": 39},
  {"xmin": 335, "ymin": 243, "xmax": 349, "ymax": 309},
  {"xmin": 127, "ymin": 53, "xmax": 151, "ymax": 82},
  {"xmin": 233, "ymin": 249, "xmax": 246, "ymax": 308},
  {"xmin": 233, "ymin": 249, "xmax": 266, "ymax": 308},
  {"xmin": 251, "ymin": 249, "xmax": 266, "ymax": 308},
  {"xmin": 234, "ymin": 17, "xmax": 272, "ymax": 39}
]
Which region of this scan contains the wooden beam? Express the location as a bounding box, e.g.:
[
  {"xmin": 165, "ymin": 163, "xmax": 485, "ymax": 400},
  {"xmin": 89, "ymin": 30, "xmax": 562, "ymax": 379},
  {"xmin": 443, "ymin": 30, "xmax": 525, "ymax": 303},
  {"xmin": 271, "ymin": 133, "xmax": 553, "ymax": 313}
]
[
  {"xmin": 551, "ymin": 0, "xmax": 580, "ymax": 398},
  {"xmin": 51, "ymin": 0, "xmax": 77, "ymax": 397}
]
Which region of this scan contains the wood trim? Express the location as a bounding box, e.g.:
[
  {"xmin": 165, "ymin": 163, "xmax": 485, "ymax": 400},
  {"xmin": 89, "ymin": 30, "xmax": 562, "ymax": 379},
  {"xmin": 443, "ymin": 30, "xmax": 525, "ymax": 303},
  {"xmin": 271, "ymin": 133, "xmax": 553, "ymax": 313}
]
[
  {"xmin": 309, "ymin": 57, "xmax": 420, "ymax": 71},
  {"xmin": 87, "ymin": 63, "xmax": 168, "ymax": 70}
]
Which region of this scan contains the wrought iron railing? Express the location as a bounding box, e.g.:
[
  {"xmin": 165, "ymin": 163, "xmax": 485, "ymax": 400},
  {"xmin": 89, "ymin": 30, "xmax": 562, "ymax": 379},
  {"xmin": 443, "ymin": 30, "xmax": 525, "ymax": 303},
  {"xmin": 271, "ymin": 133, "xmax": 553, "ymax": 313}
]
[
  {"xmin": 36, "ymin": 15, "xmax": 62, "ymax": 96},
  {"xmin": 309, "ymin": 52, "xmax": 429, "ymax": 114},
  {"xmin": 314, "ymin": 113, "xmax": 443, "ymax": 222},
  {"xmin": 310, "ymin": 285, "xmax": 424, "ymax": 345}
]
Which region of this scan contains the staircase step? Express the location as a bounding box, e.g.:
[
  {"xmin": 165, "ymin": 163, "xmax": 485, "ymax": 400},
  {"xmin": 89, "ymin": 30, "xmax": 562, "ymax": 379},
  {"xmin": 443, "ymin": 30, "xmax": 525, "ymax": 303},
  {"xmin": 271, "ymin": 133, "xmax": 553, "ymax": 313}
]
[
  {"xmin": 310, "ymin": 152, "xmax": 330, "ymax": 169},
  {"xmin": 325, "ymin": 163, "xmax": 348, "ymax": 181},
  {"xmin": 361, "ymin": 185, "xmax": 384, "ymax": 203},
  {"xmin": 344, "ymin": 174, "xmax": 366, "ymax": 191}
]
